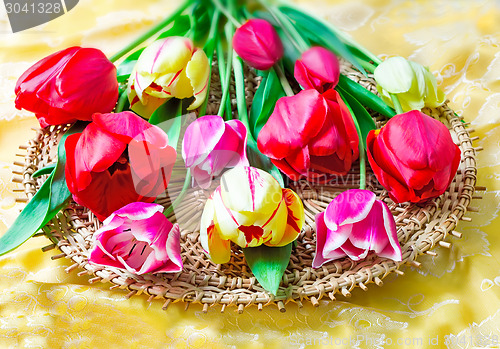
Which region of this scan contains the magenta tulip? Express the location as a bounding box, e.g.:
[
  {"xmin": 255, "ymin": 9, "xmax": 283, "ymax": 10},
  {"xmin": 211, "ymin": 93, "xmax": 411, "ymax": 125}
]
[
  {"xmin": 367, "ymin": 110, "xmax": 461, "ymax": 203},
  {"xmin": 88, "ymin": 202, "xmax": 183, "ymax": 275},
  {"xmin": 182, "ymin": 115, "xmax": 249, "ymax": 188},
  {"xmin": 257, "ymin": 89, "xmax": 359, "ymax": 181},
  {"xmin": 233, "ymin": 19, "xmax": 284, "ymax": 70},
  {"xmin": 313, "ymin": 189, "xmax": 402, "ymax": 268},
  {"xmin": 294, "ymin": 47, "xmax": 340, "ymax": 93}
]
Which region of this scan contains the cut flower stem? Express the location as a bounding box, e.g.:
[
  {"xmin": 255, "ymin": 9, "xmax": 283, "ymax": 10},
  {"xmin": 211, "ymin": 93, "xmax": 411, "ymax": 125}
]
[{"xmin": 163, "ymin": 170, "xmax": 192, "ymax": 217}]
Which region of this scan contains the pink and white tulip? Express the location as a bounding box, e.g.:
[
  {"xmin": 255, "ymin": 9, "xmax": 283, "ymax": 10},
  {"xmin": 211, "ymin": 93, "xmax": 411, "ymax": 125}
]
[
  {"xmin": 88, "ymin": 202, "xmax": 183, "ymax": 275},
  {"xmin": 182, "ymin": 115, "xmax": 249, "ymax": 188},
  {"xmin": 313, "ymin": 189, "xmax": 401, "ymax": 268}
]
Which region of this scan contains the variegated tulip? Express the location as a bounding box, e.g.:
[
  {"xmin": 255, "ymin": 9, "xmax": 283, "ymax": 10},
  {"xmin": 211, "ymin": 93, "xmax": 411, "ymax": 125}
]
[
  {"xmin": 313, "ymin": 189, "xmax": 402, "ymax": 268},
  {"xmin": 200, "ymin": 166, "xmax": 304, "ymax": 264},
  {"xmin": 374, "ymin": 56, "xmax": 445, "ymax": 112},
  {"xmin": 127, "ymin": 37, "xmax": 210, "ymax": 117}
]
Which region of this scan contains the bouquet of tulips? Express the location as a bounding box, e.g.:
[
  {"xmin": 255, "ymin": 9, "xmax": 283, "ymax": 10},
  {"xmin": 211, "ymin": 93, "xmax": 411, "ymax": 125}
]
[{"xmin": 1, "ymin": 0, "xmax": 461, "ymax": 295}]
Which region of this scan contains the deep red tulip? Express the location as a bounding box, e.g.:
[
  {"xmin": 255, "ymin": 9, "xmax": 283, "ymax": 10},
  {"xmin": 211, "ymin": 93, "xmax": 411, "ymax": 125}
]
[
  {"xmin": 15, "ymin": 47, "xmax": 118, "ymax": 128},
  {"xmin": 257, "ymin": 89, "xmax": 359, "ymax": 181},
  {"xmin": 294, "ymin": 47, "xmax": 340, "ymax": 93},
  {"xmin": 233, "ymin": 19, "xmax": 284, "ymax": 70},
  {"xmin": 65, "ymin": 111, "xmax": 177, "ymax": 221},
  {"xmin": 367, "ymin": 110, "xmax": 461, "ymax": 203}
]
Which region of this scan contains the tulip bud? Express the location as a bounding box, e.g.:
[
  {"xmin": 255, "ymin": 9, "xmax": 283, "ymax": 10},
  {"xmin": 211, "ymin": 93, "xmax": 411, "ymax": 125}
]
[
  {"xmin": 294, "ymin": 47, "xmax": 340, "ymax": 93},
  {"xmin": 15, "ymin": 47, "xmax": 118, "ymax": 128},
  {"xmin": 313, "ymin": 189, "xmax": 402, "ymax": 268},
  {"xmin": 374, "ymin": 56, "xmax": 446, "ymax": 112},
  {"xmin": 182, "ymin": 115, "xmax": 249, "ymax": 189},
  {"xmin": 367, "ymin": 110, "xmax": 461, "ymax": 203},
  {"xmin": 127, "ymin": 37, "xmax": 210, "ymax": 117},
  {"xmin": 233, "ymin": 19, "xmax": 284, "ymax": 71}
]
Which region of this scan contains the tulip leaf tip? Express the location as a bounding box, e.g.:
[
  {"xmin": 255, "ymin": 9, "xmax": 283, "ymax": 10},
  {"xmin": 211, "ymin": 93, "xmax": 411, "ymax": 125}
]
[{"xmin": 243, "ymin": 243, "xmax": 293, "ymax": 295}]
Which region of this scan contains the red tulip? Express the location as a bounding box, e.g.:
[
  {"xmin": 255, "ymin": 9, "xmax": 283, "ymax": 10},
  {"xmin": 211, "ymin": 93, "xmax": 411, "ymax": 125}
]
[
  {"xmin": 367, "ymin": 110, "xmax": 461, "ymax": 203},
  {"xmin": 15, "ymin": 47, "xmax": 118, "ymax": 128},
  {"xmin": 257, "ymin": 89, "xmax": 359, "ymax": 181},
  {"xmin": 294, "ymin": 47, "xmax": 340, "ymax": 93},
  {"xmin": 233, "ymin": 19, "xmax": 284, "ymax": 70},
  {"xmin": 65, "ymin": 111, "xmax": 177, "ymax": 221}
]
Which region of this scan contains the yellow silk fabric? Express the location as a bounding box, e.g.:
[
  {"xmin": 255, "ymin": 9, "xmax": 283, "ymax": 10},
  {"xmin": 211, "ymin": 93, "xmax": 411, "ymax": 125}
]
[{"xmin": 1, "ymin": 1, "xmax": 499, "ymax": 348}]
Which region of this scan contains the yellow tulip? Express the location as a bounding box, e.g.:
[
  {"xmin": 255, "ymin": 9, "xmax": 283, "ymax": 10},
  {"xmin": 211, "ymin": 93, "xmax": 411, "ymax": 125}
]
[
  {"xmin": 127, "ymin": 37, "xmax": 210, "ymax": 117},
  {"xmin": 374, "ymin": 56, "xmax": 445, "ymax": 112},
  {"xmin": 200, "ymin": 166, "xmax": 305, "ymax": 264}
]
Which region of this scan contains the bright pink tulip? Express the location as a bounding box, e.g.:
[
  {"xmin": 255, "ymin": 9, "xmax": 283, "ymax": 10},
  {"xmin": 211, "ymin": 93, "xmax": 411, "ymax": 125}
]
[
  {"xmin": 294, "ymin": 47, "xmax": 340, "ymax": 93},
  {"xmin": 233, "ymin": 19, "xmax": 284, "ymax": 70},
  {"xmin": 88, "ymin": 202, "xmax": 183, "ymax": 275},
  {"xmin": 65, "ymin": 111, "xmax": 177, "ymax": 221},
  {"xmin": 367, "ymin": 110, "xmax": 461, "ymax": 203},
  {"xmin": 15, "ymin": 47, "xmax": 118, "ymax": 128},
  {"xmin": 313, "ymin": 189, "xmax": 401, "ymax": 268},
  {"xmin": 182, "ymin": 115, "xmax": 249, "ymax": 188},
  {"xmin": 257, "ymin": 89, "xmax": 359, "ymax": 181}
]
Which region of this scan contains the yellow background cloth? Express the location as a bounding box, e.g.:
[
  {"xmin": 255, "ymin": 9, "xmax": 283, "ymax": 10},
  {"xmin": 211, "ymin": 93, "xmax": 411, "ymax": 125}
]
[{"xmin": 0, "ymin": 0, "xmax": 499, "ymax": 348}]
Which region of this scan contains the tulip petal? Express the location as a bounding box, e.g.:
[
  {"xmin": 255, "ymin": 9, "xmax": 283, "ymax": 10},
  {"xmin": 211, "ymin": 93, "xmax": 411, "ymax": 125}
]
[
  {"xmin": 340, "ymin": 239, "xmax": 369, "ymax": 261},
  {"xmin": 294, "ymin": 46, "xmax": 340, "ymax": 93},
  {"xmin": 107, "ymin": 201, "xmax": 164, "ymax": 223},
  {"xmin": 374, "ymin": 57, "xmax": 413, "ymax": 94},
  {"xmin": 312, "ymin": 212, "xmax": 346, "ymax": 268},
  {"xmin": 182, "ymin": 115, "xmax": 225, "ymax": 168},
  {"xmin": 200, "ymin": 198, "xmax": 232, "ymax": 264},
  {"xmin": 270, "ymin": 189, "xmax": 304, "ymax": 246},
  {"xmin": 152, "ymin": 223, "xmax": 183, "ymax": 273},
  {"xmin": 186, "ymin": 49, "xmax": 210, "ymax": 110},
  {"xmin": 219, "ymin": 166, "xmax": 282, "ymax": 215},
  {"xmin": 211, "ymin": 187, "xmax": 241, "ymax": 241},
  {"xmin": 92, "ymin": 111, "xmax": 153, "ymax": 144},
  {"xmin": 323, "ymin": 223, "xmax": 353, "ymax": 255},
  {"xmin": 324, "ymin": 189, "xmax": 376, "ymax": 229},
  {"xmin": 257, "ymin": 89, "xmax": 327, "ymax": 159},
  {"xmin": 139, "ymin": 37, "xmax": 193, "ymax": 76},
  {"xmin": 375, "ymin": 201, "xmax": 402, "ymax": 261}
]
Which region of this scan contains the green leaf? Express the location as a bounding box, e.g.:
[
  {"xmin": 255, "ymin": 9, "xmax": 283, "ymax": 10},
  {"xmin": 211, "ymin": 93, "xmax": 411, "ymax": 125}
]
[
  {"xmin": 337, "ymin": 88, "xmax": 376, "ymax": 149},
  {"xmin": 246, "ymin": 140, "xmax": 284, "ymax": 188},
  {"xmin": 32, "ymin": 163, "xmax": 56, "ymax": 178},
  {"xmin": 157, "ymin": 15, "xmax": 191, "ymax": 40},
  {"xmin": 0, "ymin": 122, "xmax": 87, "ymax": 256},
  {"xmin": 243, "ymin": 243, "xmax": 292, "ymax": 295},
  {"xmin": 338, "ymin": 74, "xmax": 396, "ymax": 119},
  {"xmin": 249, "ymin": 68, "xmax": 285, "ymax": 139},
  {"xmin": 279, "ymin": 6, "xmax": 367, "ymax": 75}
]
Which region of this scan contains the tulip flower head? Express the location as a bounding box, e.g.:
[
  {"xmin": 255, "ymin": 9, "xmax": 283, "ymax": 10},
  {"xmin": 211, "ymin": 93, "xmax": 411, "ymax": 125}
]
[
  {"xmin": 313, "ymin": 189, "xmax": 402, "ymax": 268},
  {"xmin": 65, "ymin": 111, "xmax": 177, "ymax": 221},
  {"xmin": 367, "ymin": 110, "xmax": 461, "ymax": 203},
  {"xmin": 182, "ymin": 115, "xmax": 249, "ymax": 189},
  {"xmin": 88, "ymin": 202, "xmax": 183, "ymax": 275},
  {"xmin": 233, "ymin": 19, "xmax": 284, "ymax": 71},
  {"xmin": 294, "ymin": 46, "xmax": 340, "ymax": 93},
  {"xmin": 200, "ymin": 166, "xmax": 305, "ymax": 264},
  {"xmin": 15, "ymin": 46, "xmax": 118, "ymax": 128},
  {"xmin": 374, "ymin": 56, "xmax": 446, "ymax": 112},
  {"xmin": 257, "ymin": 89, "xmax": 359, "ymax": 181},
  {"xmin": 127, "ymin": 37, "xmax": 210, "ymax": 117}
]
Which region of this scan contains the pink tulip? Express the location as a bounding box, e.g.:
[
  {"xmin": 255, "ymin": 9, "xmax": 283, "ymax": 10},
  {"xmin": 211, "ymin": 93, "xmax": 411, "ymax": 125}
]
[
  {"xmin": 182, "ymin": 115, "xmax": 249, "ymax": 188},
  {"xmin": 294, "ymin": 47, "xmax": 340, "ymax": 93},
  {"xmin": 233, "ymin": 19, "xmax": 284, "ymax": 70},
  {"xmin": 88, "ymin": 202, "xmax": 183, "ymax": 275},
  {"xmin": 313, "ymin": 189, "xmax": 401, "ymax": 268}
]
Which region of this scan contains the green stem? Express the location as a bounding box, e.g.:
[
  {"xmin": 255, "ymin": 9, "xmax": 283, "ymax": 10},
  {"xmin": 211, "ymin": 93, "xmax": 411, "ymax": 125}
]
[
  {"xmin": 274, "ymin": 64, "xmax": 294, "ymax": 97},
  {"xmin": 109, "ymin": 0, "xmax": 193, "ymax": 63},
  {"xmin": 163, "ymin": 170, "xmax": 192, "ymax": 217},
  {"xmin": 339, "ymin": 95, "xmax": 366, "ymax": 190},
  {"xmin": 212, "ymin": 0, "xmax": 242, "ymax": 27},
  {"xmin": 389, "ymin": 93, "xmax": 404, "ymax": 114},
  {"xmin": 218, "ymin": 24, "xmax": 235, "ymax": 120},
  {"xmin": 199, "ymin": 9, "xmax": 221, "ymax": 117},
  {"xmin": 115, "ymin": 90, "xmax": 129, "ymax": 113},
  {"xmin": 359, "ymin": 60, "xmax": 378, "ymax": 74},
  {"xmin": 233, "ymin": 55, "xmax": 257, "ymax": 144},
  {"xmin": 259, "ymin": 0, "xmax": 308, "ymax": 53}
]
